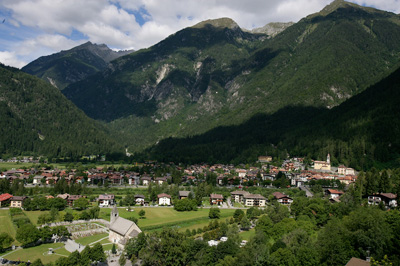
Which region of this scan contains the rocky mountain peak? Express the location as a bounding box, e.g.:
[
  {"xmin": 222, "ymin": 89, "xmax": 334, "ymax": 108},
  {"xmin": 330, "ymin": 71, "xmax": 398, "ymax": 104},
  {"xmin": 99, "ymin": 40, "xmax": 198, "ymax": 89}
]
[
  {"xmin": 192, "ymin": 17, "xmax": 240, "ymax": 30},
  {"xmin": 251, "ymin": 22, "xmax": 294, "ymax": 37}
]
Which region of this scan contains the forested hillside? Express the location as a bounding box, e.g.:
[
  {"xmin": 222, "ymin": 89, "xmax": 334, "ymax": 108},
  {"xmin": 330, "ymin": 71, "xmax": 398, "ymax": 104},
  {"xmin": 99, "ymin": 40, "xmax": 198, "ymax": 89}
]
[
  {"xmin": 0, "ymin": 64, "xmax": 121, "ymax": 158},
  {"xmin": 142, "ymin": 62, "xmax": 400, "ymax": 170}
]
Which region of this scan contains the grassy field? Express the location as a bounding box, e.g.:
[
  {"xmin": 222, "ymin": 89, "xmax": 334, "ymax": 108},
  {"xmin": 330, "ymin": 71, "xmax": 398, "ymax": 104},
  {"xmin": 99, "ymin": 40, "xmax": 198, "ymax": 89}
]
[
  {"xmin": 0, "ymin": 162, "xmax": 67, "ymax": 170},
  {"xmin": 100, "ymin": 207, "xmax": 235, "ymax": 231},
  {"xmin": 0, "ymin": 209, "xmax": 18, "ymax": 245},
  {"xmin": 239, "ymin": 228, "xmax": 256, "ymax": 241},
  {"xmin": 24, "ymin": 210, "xmax": 51, "ymax": 226},
  {"xmin": 75, "ymin": 233, "xmax": 109, "ymax": 246},
  {"xmin": 3, "ymin": 243, "xmax": 65, "ymax": 264}
]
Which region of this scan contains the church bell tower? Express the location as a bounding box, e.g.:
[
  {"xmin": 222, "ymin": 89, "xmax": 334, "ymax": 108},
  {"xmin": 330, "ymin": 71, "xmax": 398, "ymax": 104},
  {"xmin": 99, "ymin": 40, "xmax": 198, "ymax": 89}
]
[{"xmin": 110, "ymin": 205, "xmax": 119, "ymax": 224}]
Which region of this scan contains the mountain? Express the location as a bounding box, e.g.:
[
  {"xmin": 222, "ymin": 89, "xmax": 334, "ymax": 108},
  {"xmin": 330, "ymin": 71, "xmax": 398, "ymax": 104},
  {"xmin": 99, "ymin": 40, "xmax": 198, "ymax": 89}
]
[
  {"xmin": 63, "ymin": 1, "xmax": 400, "ymax": 154},
  {"xmin": 22, "ymin": 42, "xmax": 133, "ymax": 90},
  {"xmin": 142, "ymin": 62, "xmax": 400, "ymax": 169},
  {"xmin": 0, "ymin": 63, "xmax": 122, "ymax": 158},
  {"xmin": 251, "ymin": 22, "xmax": 294, "ymax": 37}
]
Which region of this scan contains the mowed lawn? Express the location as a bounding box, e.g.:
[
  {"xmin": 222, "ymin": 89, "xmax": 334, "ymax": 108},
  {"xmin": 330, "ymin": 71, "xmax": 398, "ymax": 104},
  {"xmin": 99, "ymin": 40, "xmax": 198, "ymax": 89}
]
[
  {"xmin": 239, "ymin": 228, "xmax": 256, "ymax": 241},
  {"xmin": 0, "ymin": 209, "xmax": 17, "ymax": 244},
  {"xmin": 100, "ymin": 207, "xmax": 235, "ymax": 230},
  {"xmin": 24, "ymin": 210, "xmax": 50, "ymax": 226},
  {"xmin": 3, "ymin": 243, "xmax": 65, "ymax": 264}
]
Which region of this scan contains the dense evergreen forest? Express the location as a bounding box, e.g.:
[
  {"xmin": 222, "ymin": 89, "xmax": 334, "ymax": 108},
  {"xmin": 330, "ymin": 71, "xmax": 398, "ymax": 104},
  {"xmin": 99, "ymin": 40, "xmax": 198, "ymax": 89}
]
[{"xmin": 0, "ymin": 64, "xmax": 122, "ymax": 159}]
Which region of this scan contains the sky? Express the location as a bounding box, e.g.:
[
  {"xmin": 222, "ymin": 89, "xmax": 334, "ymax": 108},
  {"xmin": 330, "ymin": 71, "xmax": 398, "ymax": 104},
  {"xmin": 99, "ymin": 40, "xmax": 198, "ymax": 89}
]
[{"xmin": 0, "ymin": 0, "xmax": 399, "ymax": 68}]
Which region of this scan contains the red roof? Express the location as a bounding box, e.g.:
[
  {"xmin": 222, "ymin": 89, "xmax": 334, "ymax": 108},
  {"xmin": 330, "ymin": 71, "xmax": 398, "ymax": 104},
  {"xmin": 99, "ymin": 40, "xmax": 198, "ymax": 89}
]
[
  {"xmin": 327, "ymin": 189, "xmax": 344, "ymax": 195},
  {"xmin": 157, "ymin": 193, "xmax": 171, "ymax": 198},
  {"xmin": 210, "ymin": 193, "xmax": 224, "ymax": 199},
  {"xmin": 0, "ymin": 193, "xmax": 13, "ymax": 201},
  {"xmin": 272, "ymin": 192, "xmax": 291, "ymax": 200}
]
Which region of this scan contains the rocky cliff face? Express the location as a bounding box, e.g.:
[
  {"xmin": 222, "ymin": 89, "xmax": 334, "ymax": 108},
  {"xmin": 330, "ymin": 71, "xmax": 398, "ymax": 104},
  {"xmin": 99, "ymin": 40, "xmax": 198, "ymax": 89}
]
[{"xmin": 251, "ymin": 22, "xmax": 294, "ymax": 37}]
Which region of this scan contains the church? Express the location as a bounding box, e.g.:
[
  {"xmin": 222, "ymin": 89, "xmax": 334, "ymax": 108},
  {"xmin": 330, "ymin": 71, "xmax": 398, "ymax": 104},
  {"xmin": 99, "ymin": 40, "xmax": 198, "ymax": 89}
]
[
  {"xmin": 109, "ymin": 205, "xmax": 142, "ymax": 248},
  {"xmin": 313, "ymin": 154, "xmax": 331, "ymax": 171}
]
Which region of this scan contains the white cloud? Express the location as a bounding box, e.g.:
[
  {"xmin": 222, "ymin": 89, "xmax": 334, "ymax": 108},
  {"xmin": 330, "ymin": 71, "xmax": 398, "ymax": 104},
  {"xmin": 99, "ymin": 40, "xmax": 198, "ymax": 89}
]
[
  {"xmin": 0, "ymin": 0, "xmax": 399, "ymax": 68},
  {"xmin": 0, "ymin": 51, "xmax": 27, "ymax": 68}
]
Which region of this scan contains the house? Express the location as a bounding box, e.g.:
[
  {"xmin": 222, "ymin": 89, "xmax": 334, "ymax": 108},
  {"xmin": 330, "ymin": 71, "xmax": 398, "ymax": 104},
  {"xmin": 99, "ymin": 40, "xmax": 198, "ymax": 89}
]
[
  {"xmin": 0, "ymin": 193, "xmax": 13, "ymax": 207},
  {"xmin": 338, "ymin": 165, "xmax": 355, "ymax": 176},
  {"xmin": 210, "ymin": 194, "xmax": 224, "ymax": 206},
  {"xmin": 109, "ymin": 206, "xmax": 141, "ymax": 249},
  {"xmin": 68, "ymin": 195, "xmax": 84, "ymax": 207},
  {"xmin": 313, "ymin": 154, "xmax": 331, "ymax": 171},
  {"xmin": 98, "ymin": 194, "xmax": 115, "ymax": 207},
  {"xmin": 110, "ymin": 174, "xmax": 123, "ymax": 185},
  {"xmin": 338, "ymin": 165, "xmax": 346, "ymax": 175},
  {"xmin": 326, "ymin": 189, "xmax": 344, "ymax": 199},
  {"xmin": 158, "ymin": 193, "xmax": 171, "ymax": 206},
  {"xmin": 368, "ymin": 193, "xmax": 397, "ymax": 209},
  {"xmin": 33, "ymin": 175, "xmax": 44, "ymax": 185},
  {"xmin": 243, "ymin": 194, "xmax": 267, "ymax": 207},
  {"xmin": 258, "ymin": 156, "xmax": 272, "ymax": 163},
  {"xmin": 272, "ymin": 192, "xmax": 293, "ymax": 205},
  {"xmin": 140, "ymin": 176, "xmax": 152, "ymax": 186},
  {"xmin": 236, "ymin": 169, "xmax": 247, "ymax": 178},
  {"xmin": 345, "ymin": 257, "xmax": 370, "ymax": 266},
  {"xmin": 10, "ymin": 196, "xmax": 28, "ymax": 208},
  {"xmin": 155, "ymin": 177, "xmax": 167, "ymax": 185},
  {"xmin": 134, "ymin": 195, "xmax": 146, "ymax": 205},
  {"xmin": 56, "ymin": 193, "xmax": 69, "ymax": 201},
  {"xmin": 178, "ymin": 191, "xmax": 191, "ymax": 199},
  {"xmin": 345, "ymin": 168, "xmax": 355, "ymax": 175},
  {"xmin": 231, "ymin": 191, "xmax": 250, "ymax": 203}
]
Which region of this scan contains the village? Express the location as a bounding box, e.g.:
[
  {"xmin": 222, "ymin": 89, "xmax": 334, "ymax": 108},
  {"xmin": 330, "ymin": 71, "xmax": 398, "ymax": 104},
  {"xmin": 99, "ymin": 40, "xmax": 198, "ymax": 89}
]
[
  {"xmin": 0, "ymin": 153, "xmax": 396, "ymax": 209},
  {"xmin": 0, "ymin": 154, "xmax": 397, "ymax": 265}
]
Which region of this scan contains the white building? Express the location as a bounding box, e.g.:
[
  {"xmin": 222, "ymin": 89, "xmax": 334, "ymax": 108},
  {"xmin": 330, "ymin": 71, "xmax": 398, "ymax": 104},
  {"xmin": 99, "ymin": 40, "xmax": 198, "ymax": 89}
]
[
  {"xmin": 158, "ymin": 193, "xmax": 171, "ymax": 206},
  {"xmin": 98, "ymin": 194, "xmax": 115, "ymax": 207},
  {"xmin": 109, "ymin": 206, "xmax": 141, "ymax": 249}
]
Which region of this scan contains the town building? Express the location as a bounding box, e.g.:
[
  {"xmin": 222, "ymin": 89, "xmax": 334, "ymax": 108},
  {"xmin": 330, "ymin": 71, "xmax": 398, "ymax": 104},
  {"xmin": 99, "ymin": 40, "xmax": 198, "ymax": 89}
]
[
  {"xmin": 98, "ymin": 194, "xmax": 115, "ymax": 207},
  {"xmin": 210, "ymin": 194, "xmax": 224, "ymax": 205},
  {"xmin": 326, "ymin": 189, "xmax": 344, "ymax": 199},
  {"xmin": 231, "ymin": 191, "xmax": 250, "ymax": 203},
  {"xmin": 0, "ymin": 193, "xmax": 13, "ymax": 207},
  {"xmin": 243, "ymin": 194, "xmax": 267, "ymax": 207},
  {"xmin": 272, "ymin": 192, "xmax": 293, "ymax": 205},
  {"xmin": 109, "ymin": 206, "xmax": 141, "ymax": 249},
  {"xmin": 313, "ymin": 154, "xmax": 331, "ymax": 171},
  {"xmin": 10, "ymin": 196, "xmax": 28, "ymax": 208},
  {"xmin": 258, "ymin": 156, "xmax": 272, "ymax": 163},
  {"xmin": 368, "ymin": 193, "xmax": 397, "ymax": 209},
  {"xmin": 134, "ymin": 195, "xmax": 146, "ymax": 205},
  {"xmin": 158, "ymin": 193, "xmax": 171, "ymax": 206},
  {"xmin": 178, "ymin": 191, "xmax": 191, "ymax": 199}
]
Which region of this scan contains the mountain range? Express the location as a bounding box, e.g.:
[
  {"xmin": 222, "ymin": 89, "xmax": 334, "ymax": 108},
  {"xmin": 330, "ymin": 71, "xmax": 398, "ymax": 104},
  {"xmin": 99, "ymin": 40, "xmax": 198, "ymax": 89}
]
[
  {"xmin": 22, "ymin": 42, "xmax": 133, "ymax": 90},
  {"xmin": 61, "ymin": 0, "xmax": 400, "ymax": 154},
  {"xmin": 3, "ymin": 0, "xmax": 400, "ymax": 168}
]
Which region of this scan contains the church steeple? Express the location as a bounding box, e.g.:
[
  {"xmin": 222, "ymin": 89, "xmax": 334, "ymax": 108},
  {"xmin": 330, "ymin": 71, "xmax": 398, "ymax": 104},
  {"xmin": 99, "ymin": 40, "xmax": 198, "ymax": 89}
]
[
  {"xmin": 327, "ymin": 153, "xmax": 331, "ymax": 164},
  {"xmin": 110, "ymin": 205, "xmax": 119, "ymax": 224}
]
